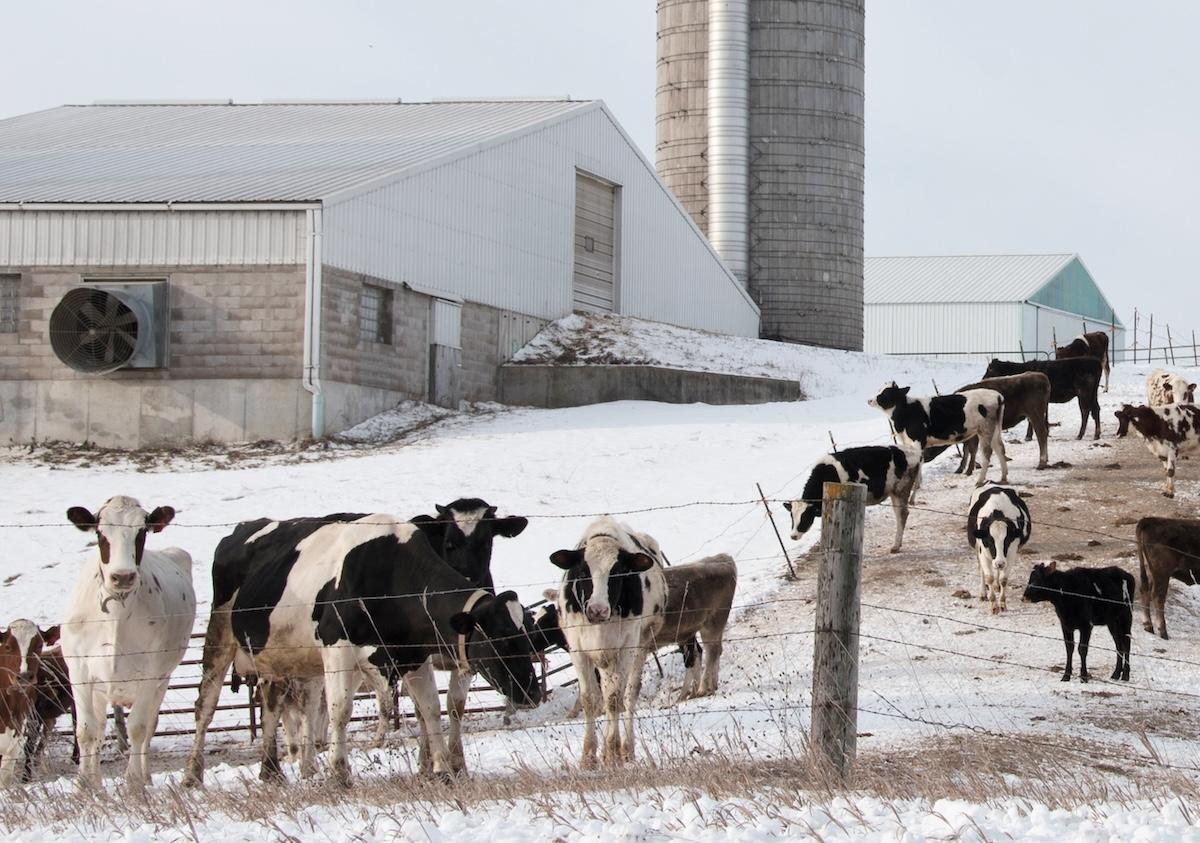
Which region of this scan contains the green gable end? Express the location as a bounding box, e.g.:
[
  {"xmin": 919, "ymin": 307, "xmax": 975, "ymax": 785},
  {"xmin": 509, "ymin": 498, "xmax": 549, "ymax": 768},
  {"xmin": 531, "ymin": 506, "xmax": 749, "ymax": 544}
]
[{"xmin": 1027, "ymin": 257, "xmax": 1124, "ymax": 328}]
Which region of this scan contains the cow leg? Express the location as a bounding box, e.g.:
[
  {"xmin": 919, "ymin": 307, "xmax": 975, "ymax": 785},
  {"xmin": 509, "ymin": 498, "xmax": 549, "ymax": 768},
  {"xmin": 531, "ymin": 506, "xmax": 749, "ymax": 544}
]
[
  {"xmin": 1035, "ymin": 411, "xmax": 1049, "ymax": 469},
  {"xmin": 0, "ymin": 724, "xmax": 25, "ymax": 787},
  {"xmin": 1024, "ymin": 419, "xmax": 1033, "ymax": 441},
  {"xmin": 1164, "ymin": 449, "xmax": 1177, "ymax": 498},
  {"xmin": 111, "ymin": 706, "xmax": 129, "ymax": 755},
  {"xmin": 298, "ymin": 679, "xmax": 325, "ymax": 779},
  {"xmin": 1091, "ymin": 395, "xmax": 1101, "ymax": 439},
  {"xmin": 258, "ymin": 681, "xmax": 285, "ymax": 782},
  {"xmin": 183, "ymin": 606, "xmax": 237, "ymax": 787},
  {"xmin": 909, "ymin": 463, "xmax": 923, "ymax": 505},
  {"xmin": 446, "ymin": 668, "xmax": 471, "ymax": 776},
  {"xmin": 996, "ymin": 562, "xmax": 1008, "ymax": 613},
  {"xmin": 1109, "ymin": 622, "xmax": 1131, "ymax": 681},
  {"xmin": 361, "ymin": 665, "xmax": 393, "ymax": 749},
  {"xmin": 1059, "ymin": 621, "xmax": 1075, "ymax": 682},
  {"xmin": 678, "ymin": 637, "xmax": 702, "ymax": 700},
  {"xmin": 889, "ymin": 492, "xmax": 909, "ymax": 554},
  {"xmin": 699, "ymin": 625, "xmax": 725, "ymax": 697},
  {"xmin": 1152, "ymin": 578, "xmax": 1170, "ymax": 640},
  {"xmin": 975, "ymin": 428, "xmax": 995, "ymax": 487},
  {"xmin": 404, "ymin": 662, "xmax": 453, "ymax": 781},
  {"xmin": 122, "ymin": 680, "xmax": 166, "ymax": 786},
  {"xmin": 618, "ymin": 648, "xmax": 645, "ymax": 764},
  {"xmin": 74, "ymin": 686, "xmax": 106, "ymax": 786},
  {"xmin": 572, "ymin": 652, "xmax": 600, "ymax": 770},
  {"xmin": 21, "ymin": 718, "xmax": 48, "ymax": 783},
  {"xmin": 320, "ymin": 649, "xmax": 360, "ymax": 787},
  {"xmin": 978, "ymin": 558, "xmax": 989, "ymax": 603},
  {"xmin": 1076, "ymin": 624, "xmax": 1092, "ymax": 683},
  {"xmin": 1075, "ymin": 397, "xmax": 1088, "ymax": 439}
]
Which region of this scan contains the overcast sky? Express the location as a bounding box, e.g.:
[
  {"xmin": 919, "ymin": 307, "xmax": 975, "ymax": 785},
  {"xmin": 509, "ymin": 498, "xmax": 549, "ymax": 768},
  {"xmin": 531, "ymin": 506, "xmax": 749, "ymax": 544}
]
[{"xmin": 4, "ymin": 1, "xmax": 1196, "ymax": 346}]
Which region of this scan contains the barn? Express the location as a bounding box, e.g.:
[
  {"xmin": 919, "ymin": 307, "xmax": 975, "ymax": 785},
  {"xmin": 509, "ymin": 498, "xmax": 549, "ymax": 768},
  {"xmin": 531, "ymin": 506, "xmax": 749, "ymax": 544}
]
[
  {"xmin": 863, "ymin": 253, "xmax": 1125, "ymax": 361},
  {"xmin": 0, "ymin": 100, "xmax": 759, "ymax": 447}
]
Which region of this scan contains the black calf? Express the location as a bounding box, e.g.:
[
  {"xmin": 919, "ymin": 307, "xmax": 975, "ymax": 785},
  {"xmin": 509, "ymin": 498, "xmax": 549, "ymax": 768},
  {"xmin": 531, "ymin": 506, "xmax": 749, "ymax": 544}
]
[{"xmin": 1022, "ymin": 562, "xmax": 1133, "ymax": 682}]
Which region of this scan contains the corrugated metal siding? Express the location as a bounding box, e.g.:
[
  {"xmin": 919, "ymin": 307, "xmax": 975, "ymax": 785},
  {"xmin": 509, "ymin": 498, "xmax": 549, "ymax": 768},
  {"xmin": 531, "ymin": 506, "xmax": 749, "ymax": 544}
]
[
  {"xmin": 1027, "ymin": 256, "xmax": 1123, "ymax": 326},
  {"xmin": 865, "ymin": 254, "xmax": 1074, "ymax": 304},
  {"xmin": 323, "ymin": 107, "xmax": 759, "ymax": 337},
  {"xmin": 0, "ymin": 210, "xmax": 306, "ymax": 266},
  {"xmin": 864, "ymin": 302, "xmax": 1022, "ymax": 359},
  {"xmin": 1021, "ymin": 302, "xmax": 1126, "ymax": 361},
  {"xmin": 430, "ymin": 298, "xmax": 462, "ymax": 349}
]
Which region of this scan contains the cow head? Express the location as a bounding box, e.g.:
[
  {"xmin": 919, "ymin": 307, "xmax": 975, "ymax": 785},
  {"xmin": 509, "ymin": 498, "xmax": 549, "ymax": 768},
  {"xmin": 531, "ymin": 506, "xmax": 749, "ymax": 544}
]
[
  {"xmin": 1021, "ymin": 561, "xmax": 1058, "ymax": 603},
  {"xmin": 1114, "ymin": 404, "xmax": 1135, "ymax": 437},
  {"xmin": 782, "ymin": 499, "xmax": 820, "ymax": 541},
  {"xmin": 973, "ymin": 514, "xmax": 1020, "ymax": 573},
  {"xmin": 0, "ymin": 619, "xmax": 57, "ymax": 687},
  {"xmin": 550, "ymin": 537, "xmax": 655, "ymax": 624},
  {"xmin": 449, "ymin": 590, "xmax": 541, "ymax": 708},
  {"xmin": 411, "ymin": 498, "xmax": 528, "ymax": 590},
  {"xmin": 66, "ymin": 496, "xmax": 175, "ymax": 598},
  {"xmin": 525, "ymin": 591, "xmax": 568, "ymax": 652},
  {"xmin": 868, "ymin": 382, "xmax": 909, "ymax": 413}
]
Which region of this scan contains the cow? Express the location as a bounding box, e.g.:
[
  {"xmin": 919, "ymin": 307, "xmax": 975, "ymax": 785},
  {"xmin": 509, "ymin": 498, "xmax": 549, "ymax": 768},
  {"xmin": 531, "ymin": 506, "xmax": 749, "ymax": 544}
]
[
  {"xmin": 1134, "ymin": 517, "xmax": 1200, "ymax": 640},
  {"xmin": 983, "ymin": 358, "xmax": 1102, "ymax": 440},
  {"xmin": 925, "ymin": 373, "xmax": 1051, "ymax": 473},
  {"xmin": 550, "ymin": 517, "xmax": 667, "ymax": 768},
  {"xmin": 1022, "ymin": 562, "xmax": 1133, "ymax": 682},
  {"xmin": 546, "ymin": 552, "xmax": 737, "ymax": 706},
  {"xmin": 1146, "ymin": 369, "xmax": 1197, "ymax": 406},
  {"xmin": 183, "ymin": 513, "xmax": 540, "ymax": 787},
  {"xmin": 1055, "ymin": 331, "xmax": 1111, "ymax": 392},
  {"xmin": 409, "ymin": 498, "xmax": 529, "ymax": 592},
  {"xmin": 782, "ymin": 445, "xmax": 921, "ymax": 554},
  {"xmin": 21, "ymin": 634, "xmax": 77, "ymax": 782},
  {"xmin": 966, "ymin": 484, "xmax": 1031, "ymax": 613},
  {"xmin": 60, "ymin": 497, "xmax": 196, "ymax": 786},
  {"xmin": 1114, "ymin": 403, "xmax": 1200, "ymax": 497},
  {"xmin": 868, "ymin": 383, "xmax": 1007, "ymax": 487},
  {"xmin": 0, "ymin": 621, "xmax": 57, "ymax": 786}
]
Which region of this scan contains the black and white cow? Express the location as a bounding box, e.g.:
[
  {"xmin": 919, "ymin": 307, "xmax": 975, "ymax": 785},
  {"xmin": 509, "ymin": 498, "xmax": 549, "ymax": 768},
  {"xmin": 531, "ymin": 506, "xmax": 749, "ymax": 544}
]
[
  {"xmin": 966, "ymin": 483, "xmax": 1031, "ymax": 613},
  {"xmin": 783, "ymin": 444, "xmax": 922, "ymax": 554},
  {"xmin": 868, "ymin": 383, "xmax": 1007, "ymax": 487},
  {"xmin": 1114, "ymin": 403, "xmax": 1200, "ymax": 497},
  {"xmin": 409, "ymin": 498, "xmax": 529, "ymax": 593},
  {"xmin": 550, "ymin": 517, "xmax": 667, "ymax": 769},
  {"xmin": 183, "ymin": 513, "xmax": 540, "ymax": 787}
]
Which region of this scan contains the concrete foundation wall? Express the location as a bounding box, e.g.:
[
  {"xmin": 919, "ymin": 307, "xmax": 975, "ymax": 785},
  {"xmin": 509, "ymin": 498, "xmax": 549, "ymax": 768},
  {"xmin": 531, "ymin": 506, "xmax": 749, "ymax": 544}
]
[
  {"xmin": 498, "ymin": 364, "xmax": 800, "ymax": 408},
  {"xmin": 0, "ymin": 378, "xmax": 311, "ymax": 447}
]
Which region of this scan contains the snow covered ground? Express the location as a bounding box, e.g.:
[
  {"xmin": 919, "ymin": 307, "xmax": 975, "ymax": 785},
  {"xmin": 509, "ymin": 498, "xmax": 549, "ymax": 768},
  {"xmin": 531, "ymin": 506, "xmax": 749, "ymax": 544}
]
[{"xmin": 3, "ymin": 347, "xmax": 1200, "ymax": 841}]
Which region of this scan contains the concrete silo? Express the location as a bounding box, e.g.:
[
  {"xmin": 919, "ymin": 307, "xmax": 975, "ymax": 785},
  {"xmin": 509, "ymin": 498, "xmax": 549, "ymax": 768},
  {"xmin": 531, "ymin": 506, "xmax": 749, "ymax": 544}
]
[{"xmin": 656, "ymin": 0, "xmax": 865, "ymax": 350}]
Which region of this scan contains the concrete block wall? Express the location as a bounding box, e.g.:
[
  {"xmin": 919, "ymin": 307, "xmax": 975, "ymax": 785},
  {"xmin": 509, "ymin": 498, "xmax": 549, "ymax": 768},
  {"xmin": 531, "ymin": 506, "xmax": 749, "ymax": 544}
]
[
  {"xmin": 0, "ymin": 265, "xmax": 306, "ymax": 381},
  {"xmin": 460, "ymin": 302, "xmax": 548, "ymax": 403}
]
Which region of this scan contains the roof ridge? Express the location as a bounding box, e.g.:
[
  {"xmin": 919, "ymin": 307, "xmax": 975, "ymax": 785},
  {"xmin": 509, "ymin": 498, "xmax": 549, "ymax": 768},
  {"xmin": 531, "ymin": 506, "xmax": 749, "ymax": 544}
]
[{"xmin": 867, "ymin": 253, "xmax": 1074, "ymax": 260}]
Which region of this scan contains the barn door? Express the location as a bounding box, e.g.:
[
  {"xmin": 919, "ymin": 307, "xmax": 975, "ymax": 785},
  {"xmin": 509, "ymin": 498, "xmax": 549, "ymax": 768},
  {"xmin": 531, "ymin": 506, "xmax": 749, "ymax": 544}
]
[{"xmin": 572, "ymin": 171, "xmax": 618, "ymax": 313}]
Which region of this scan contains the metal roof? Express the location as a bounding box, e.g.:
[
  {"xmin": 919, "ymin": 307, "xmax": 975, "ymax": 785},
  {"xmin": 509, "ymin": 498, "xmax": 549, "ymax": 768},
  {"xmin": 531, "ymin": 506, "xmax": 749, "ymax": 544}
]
[
  {"xmin": 865, "ymin": 253, "xmax": 1076, "ymax": 304},
  {"xmin": 0, "ymin": 100, "xmax": 594, "ymax": 203}
]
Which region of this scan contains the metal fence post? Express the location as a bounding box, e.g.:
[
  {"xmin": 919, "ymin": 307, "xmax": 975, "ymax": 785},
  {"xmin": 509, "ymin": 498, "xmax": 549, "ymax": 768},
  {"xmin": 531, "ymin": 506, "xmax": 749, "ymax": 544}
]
[{"xmin": 810, "ymin": 481, "xmax": 865, "ymax": 781}]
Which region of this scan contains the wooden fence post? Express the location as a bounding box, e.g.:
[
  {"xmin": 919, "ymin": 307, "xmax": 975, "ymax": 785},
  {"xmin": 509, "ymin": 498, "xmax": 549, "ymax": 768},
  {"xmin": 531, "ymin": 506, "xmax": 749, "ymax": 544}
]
[
  {"xmin": 1133, "ymin": 308, "xmax": 1139, "ymax": 364},
  {"xmin": 1110, "ymin": 309, "xmax": 1116, "ymax": 367},
  {"xmin": 810, "ymin": 481, "xmax": 865, "ymax": 781},
  {"xmin": 1052, "ymin": 327, "xmax": 1057, "ymax": 355},
  {"xmin": 1193, "ymin": 330, "xmax": 1197, "ymax": 368},
  {"xmin": 1149, "ymin": 314, "xmax": 1154, "ymax": 366},
  {"xmin": 1167, "ymin": 325, "xmax": 1176, "ymax": 365}
]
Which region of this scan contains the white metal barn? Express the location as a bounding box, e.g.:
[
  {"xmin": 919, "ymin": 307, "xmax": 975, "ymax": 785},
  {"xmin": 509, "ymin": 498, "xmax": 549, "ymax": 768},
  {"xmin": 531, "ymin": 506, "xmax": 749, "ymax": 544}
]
[
  {"xmin": 0, "ymin": 100, "xmax": 759, "ymax": 446},
  {"xmin": 863, "ymin": 254, "xmax": 1125, "ymax": 362}
]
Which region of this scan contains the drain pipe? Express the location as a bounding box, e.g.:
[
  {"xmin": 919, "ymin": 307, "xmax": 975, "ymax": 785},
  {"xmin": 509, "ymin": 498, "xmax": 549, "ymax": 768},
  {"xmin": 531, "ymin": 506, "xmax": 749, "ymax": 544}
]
[
  {"xmin": 302, "ymin": 207, "xmax": 326, "ymax": 439},
  {"xmin": 707, "ymin": 0, "xmax": 749, "ymax": 284}
]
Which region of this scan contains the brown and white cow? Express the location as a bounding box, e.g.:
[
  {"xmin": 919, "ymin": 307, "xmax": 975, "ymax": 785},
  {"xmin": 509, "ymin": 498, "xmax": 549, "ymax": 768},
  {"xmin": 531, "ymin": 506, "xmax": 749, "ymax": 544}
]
[
  {"xmin": 0, "ymin": 621, "xmax": 58, "ymax": 786},
  {"xmin": 1114, "ymin": 404, "xmax": 1200, "ymax": 497},
  {"xmin": 1135, "ymin": 516, "xmax": 1200, "ymax": 640},
  {"xmin": 1055, "ymin": 331, "xmax": 1111, "ymax": 392},
  {"xmin": 550, "ymin": 517, "xmax": 667, "ymax": 768},
  {"xmin": 21, "ymin": 637, "xmax": 76, "ymax": 781},
  {"xmin": 61, "ymin": 496, "xmax": 196, "ymax": 785},
  {"xmin": 1146, "ymin": 369, "xmax": 1197, "ymax": 406}
]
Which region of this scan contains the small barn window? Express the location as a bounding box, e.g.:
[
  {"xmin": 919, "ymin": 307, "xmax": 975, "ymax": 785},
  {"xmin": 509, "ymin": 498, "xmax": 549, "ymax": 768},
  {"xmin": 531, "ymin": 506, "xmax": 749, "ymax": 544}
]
[
  {"xmin": 0, "ymin": 275, "xmax": 18, "ymax": 333},
  {"xmin": 360, "ymin": 283, "xmax": 393, "ymax": 345}
]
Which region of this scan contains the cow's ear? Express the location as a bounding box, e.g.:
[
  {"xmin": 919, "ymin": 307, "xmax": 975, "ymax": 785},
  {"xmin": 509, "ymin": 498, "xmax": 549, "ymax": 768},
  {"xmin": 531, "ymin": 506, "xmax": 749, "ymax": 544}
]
[
  {"xmin": 782, "ymin": 501, "xmax": 793, "ymax": 512},
  {"xmin": 449, "ymin": 612, "xmax": 476, "ymax": 635},
  {"xmin": 900, "ymin": 386, "xmax": 910, "ymax": 395},
  {"xmin": 619, "ymin": 550, "xmax": 655, "ymax": 572},
  {"xmin": 550, "ymin": 549, "xmax": 584, "ymax": 569},
  {"xmin": 147, "ymin": 506, "xmax": 176, "ymax": 533},
  {"xmin": 1046, "ymin": 560, "xmax": 1057, "ymax": 573},
  {"xmin": 494, "ymin": 515, "xmax": 529, "ymax": 538},
  {"xmin": 66, "ymin": 507, "xmax": 97, "ymax": 532},
  {"xmin": 41, "ymin": 625, "xmax": 60, "ymax": 646},
  {"xmin": 435, "ymin": 504, "xmax": 451, "ymax": 519},
  {"xmin": 542, "ymin": 588, "xmax": 559, "ymax": 602}
]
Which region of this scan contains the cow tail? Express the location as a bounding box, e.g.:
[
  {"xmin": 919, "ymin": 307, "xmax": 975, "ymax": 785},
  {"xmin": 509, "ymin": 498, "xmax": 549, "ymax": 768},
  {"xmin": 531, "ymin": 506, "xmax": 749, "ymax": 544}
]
[
  {"xmin": 1136, "ymin": 524, "xmax": 1149, "ymax": 599},
  {"xmin": 992, "ymin": 395, "xmax": 1005, "ymax": 458}
]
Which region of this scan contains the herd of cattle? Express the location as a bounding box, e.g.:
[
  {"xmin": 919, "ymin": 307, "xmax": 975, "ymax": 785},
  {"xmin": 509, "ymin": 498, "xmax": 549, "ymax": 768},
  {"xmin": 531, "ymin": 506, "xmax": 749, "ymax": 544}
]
[{"xmin": 1, "ymin": 331, "xmax": 1199, "ymax": 790}]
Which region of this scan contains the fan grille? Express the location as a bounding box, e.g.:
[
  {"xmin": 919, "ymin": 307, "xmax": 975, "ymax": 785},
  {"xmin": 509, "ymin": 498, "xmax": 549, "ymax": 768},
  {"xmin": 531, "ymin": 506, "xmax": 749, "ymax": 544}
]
[{"xmin": 49, "ymin": 288, "xmax": 144, "ymax": 374}]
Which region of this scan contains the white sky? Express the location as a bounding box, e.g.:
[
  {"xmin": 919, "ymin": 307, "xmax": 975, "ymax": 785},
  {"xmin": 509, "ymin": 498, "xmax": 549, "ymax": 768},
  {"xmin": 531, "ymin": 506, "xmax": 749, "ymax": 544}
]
[{"xmin": 3, "ymin": 1, "xmax": 1196, "ymax": 346}]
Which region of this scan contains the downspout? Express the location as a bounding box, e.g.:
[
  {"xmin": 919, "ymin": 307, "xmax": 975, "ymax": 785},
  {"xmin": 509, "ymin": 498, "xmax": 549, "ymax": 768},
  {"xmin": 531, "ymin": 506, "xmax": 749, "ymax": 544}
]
[
  {"xmin": 302, "ymin": 207, "xmax": 325, "ymax": 438},
  {"xmin": 707, "ymin": 0, "xmax": 750, "ymax": 284}
]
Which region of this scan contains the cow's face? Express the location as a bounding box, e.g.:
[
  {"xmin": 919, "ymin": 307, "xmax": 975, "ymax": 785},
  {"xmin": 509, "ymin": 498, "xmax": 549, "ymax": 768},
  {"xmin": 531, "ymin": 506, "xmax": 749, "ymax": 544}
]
[
  {"xmin": 1021, "ymin": 561, "xmax": 1057, "ymax": 603},
  {"xmin": 433, "ymin": 501, "xmax": 528, "ymax": 584},
  {"xmin": 868, "ymin": 382, "xmax": 909, "ymax": 412},
  {"xmin": 527, "ymin": 595, "xmax": 568, "ymax": 653},
  {"xmin": 450, "ymin": 591, "xmax": 540, "ymax": 707},
  {"xmin": 1114, "ymin": 405, "xmax": 1134, "ymax": 437},
  {"xmin": 782, "ymin": 499, "xmax": 820, "ymax": 541},
  {"xmin": 67, "ymin": 496, "xmax": 175, "ymax": 596},
  {"xmin": 550, "ymin": 538, "xmax": 654, "ymax": 623},
  {"xmin": 0, "ymin": 619, "xmax": 56, "ymax": 687},
  {"xmin": 975, "ymin": 516, "xmax": 1019, "ymax": 571}
]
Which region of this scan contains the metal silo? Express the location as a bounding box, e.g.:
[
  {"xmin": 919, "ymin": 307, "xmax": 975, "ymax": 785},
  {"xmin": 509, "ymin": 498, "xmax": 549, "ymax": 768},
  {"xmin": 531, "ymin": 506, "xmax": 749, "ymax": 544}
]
[{"xmin": 655, "ymin": 0, "xmax": 865, "ymax": 350}]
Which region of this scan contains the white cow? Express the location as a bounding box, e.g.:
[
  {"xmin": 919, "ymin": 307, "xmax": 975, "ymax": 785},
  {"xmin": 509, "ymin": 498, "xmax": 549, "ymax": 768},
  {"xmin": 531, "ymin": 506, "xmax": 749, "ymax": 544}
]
[
  {"xmin": 60, "ymin": 496, "xmax": 196, "ymax": 785},
  {"xmin": 550, "ymin": 517, "xmax": 667, "ymax": 768},
  {"xmin": 1146, "ymin": 368, "xmax": 1197, "ymax": 406},
  {"xmin": 966, "ymin": 484, "xmax": 1031, "ymax": 613}
]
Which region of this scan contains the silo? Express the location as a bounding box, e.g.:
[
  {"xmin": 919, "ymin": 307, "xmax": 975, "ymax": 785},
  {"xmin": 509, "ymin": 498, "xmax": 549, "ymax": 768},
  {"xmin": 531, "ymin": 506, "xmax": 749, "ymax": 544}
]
[{"xmin": 655, "ymin": 0, "xmax": 865, "ymax": 350}]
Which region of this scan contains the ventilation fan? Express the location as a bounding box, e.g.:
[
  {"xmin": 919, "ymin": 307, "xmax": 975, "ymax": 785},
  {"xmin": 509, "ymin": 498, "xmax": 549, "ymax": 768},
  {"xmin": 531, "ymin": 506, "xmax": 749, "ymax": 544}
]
[{"xmin": 49, "ymin": 282, "xmax": 169, "ymax": 374}]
